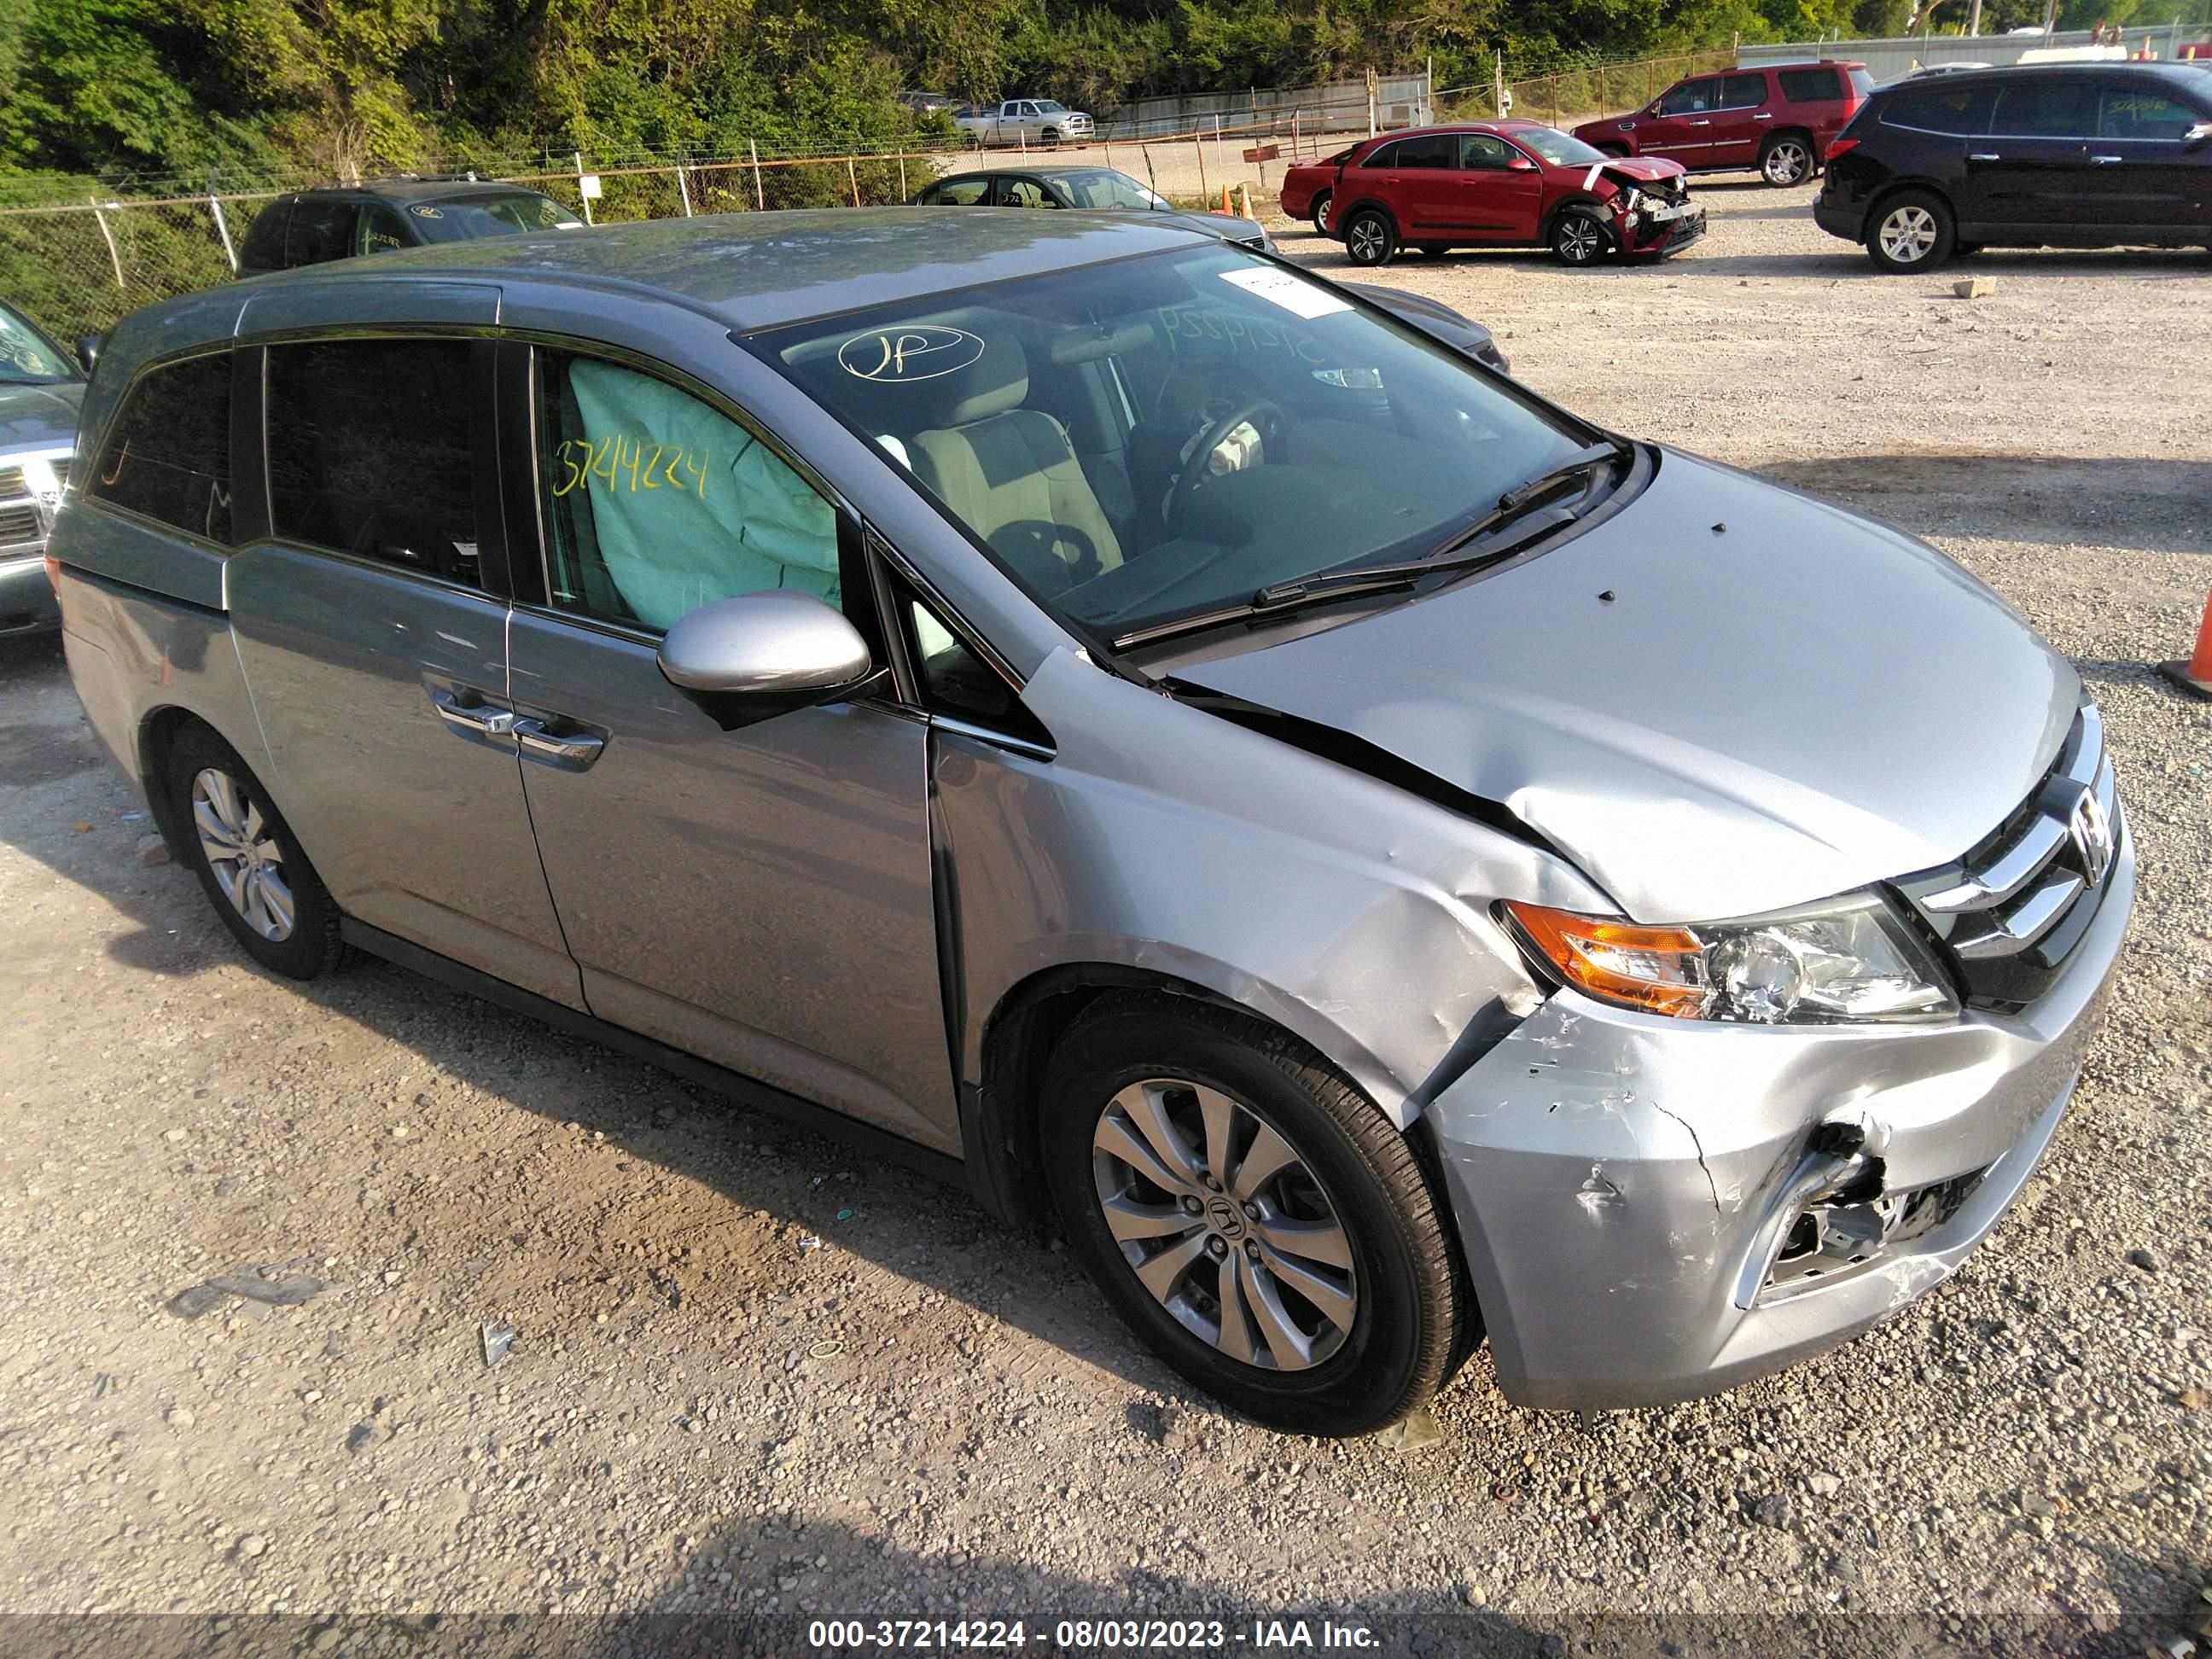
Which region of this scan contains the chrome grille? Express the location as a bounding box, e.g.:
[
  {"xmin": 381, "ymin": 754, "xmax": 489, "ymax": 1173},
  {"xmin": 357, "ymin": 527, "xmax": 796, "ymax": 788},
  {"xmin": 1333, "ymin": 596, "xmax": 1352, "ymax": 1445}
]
[
  {"xmin": 0, "ymin": 504, "xmax": 39, "ymax": 545},
  {"xmin": 0, "ymin": 465, "xmax": 23, "ymax": 499},
  {"xmin": 1895, "ymin": 707, "xmax": 2119, "ymax": 1010}
]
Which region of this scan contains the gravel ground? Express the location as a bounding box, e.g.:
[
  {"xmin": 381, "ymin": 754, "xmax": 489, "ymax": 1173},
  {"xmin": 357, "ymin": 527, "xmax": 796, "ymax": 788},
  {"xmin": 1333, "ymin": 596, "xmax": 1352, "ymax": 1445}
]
[{"xmin": 2, "ymin": 180, "xmax": 2209, "ymax": 1643}]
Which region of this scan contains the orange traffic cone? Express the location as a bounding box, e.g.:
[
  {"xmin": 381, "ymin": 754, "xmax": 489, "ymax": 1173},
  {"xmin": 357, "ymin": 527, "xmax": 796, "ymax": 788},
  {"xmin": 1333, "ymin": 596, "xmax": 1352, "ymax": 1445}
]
[
  {"xmin": 2158, "ymin": 590, "xmax": 2212, "ymax": 700},
  {"xmin": 1220, "ymin": 185, "xmax": 1232, "ymax": 216}
]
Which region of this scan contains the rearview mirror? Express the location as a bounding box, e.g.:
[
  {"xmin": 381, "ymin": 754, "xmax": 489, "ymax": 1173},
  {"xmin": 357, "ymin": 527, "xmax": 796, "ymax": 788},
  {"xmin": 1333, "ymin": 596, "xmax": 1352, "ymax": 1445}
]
[
  {"xmin": 658, "ymin": 591, "xmax": 876, "ymax": 727},
  {"xmin": 76, "ymin": 333, "xmax": 101, "ymax": 375}
]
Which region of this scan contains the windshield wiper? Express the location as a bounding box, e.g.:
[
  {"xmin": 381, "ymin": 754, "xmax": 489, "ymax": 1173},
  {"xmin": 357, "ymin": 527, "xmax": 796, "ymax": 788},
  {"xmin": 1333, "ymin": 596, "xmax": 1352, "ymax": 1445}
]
[{"xmin": 1111, "ymin": 436, "xmax": 1631, "ymax": 650}]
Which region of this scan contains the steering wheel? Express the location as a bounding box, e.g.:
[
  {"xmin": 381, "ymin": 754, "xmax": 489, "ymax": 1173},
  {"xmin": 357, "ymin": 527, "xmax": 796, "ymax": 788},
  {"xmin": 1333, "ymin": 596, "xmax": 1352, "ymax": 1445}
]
[{"xmin": 1166, "ymin": 399, "xmax": 1284, "ymax": 535}]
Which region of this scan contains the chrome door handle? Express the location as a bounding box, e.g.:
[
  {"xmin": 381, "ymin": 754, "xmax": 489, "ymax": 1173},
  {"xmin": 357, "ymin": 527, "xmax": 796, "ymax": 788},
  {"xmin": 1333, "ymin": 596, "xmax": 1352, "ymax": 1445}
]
[
  {"xmin": 513, "ymin": 717, "xmax": 606, "ymax": 770},
  {"xmin": 1968, "ymin": 152, "xmax": 2001, "ymax": 162},
  {"xmin": 1754, "ymin": 112, "xmax": 1773, "ymax": 119},
  {"xmin": 2088, "ymin": 154, "xmax": 2123, "ymax": 165},
  {"xmin": 428, "ymin": 686, "xmax": 515, "ymax": 741}
]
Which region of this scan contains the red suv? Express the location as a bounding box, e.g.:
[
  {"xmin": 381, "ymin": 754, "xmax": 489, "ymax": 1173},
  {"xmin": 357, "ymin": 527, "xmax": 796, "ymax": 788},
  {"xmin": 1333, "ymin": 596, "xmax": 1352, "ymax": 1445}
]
[
  {"xmin": 1316, "ymin": 122, "xmax": 1703, "ymax": 267},
  {"xmin": 1573, "ymin": 61, "xmax": 1874, "ymax": 187}
]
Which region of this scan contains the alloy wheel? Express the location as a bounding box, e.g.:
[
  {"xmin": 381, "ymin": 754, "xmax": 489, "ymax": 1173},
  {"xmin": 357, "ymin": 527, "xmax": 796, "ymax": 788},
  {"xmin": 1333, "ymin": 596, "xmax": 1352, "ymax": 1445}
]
[
  {"xmin": 1555, "ymin": 215, "xmax": 1604, "ymax": 264},
  {"xmin": 1346, "ymin": 217, "xmax": 1388, "ymax": 262},
  {"xmin": 1879, "ymin": 205, "xmax": 1937, "ymax": 265},
  {"xmin": 1091, "ymin": 1077, "xmax": 1358, "ymax": 1371},
  {"xmin": 1763, "ymin": 140, "xmax": 1811, "ymax": 185},
  {"xmin": 191, "ymin": 766, "xmax": 294, "ymax": 941}
]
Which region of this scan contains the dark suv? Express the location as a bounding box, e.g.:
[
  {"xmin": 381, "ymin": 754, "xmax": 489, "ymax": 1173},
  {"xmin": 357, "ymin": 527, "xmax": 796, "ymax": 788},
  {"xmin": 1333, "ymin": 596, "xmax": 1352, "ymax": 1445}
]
[
  {"xmin": 1814, "ymin": 63, "xmax": 2212, "ymax": 271},
  {"xmin": 238, "ymin": 178, "xmax": 584, "ymax": 276},
  {"xmin": 1575, "ymin": 61, "xmax": 1873, "ymax": 187}
]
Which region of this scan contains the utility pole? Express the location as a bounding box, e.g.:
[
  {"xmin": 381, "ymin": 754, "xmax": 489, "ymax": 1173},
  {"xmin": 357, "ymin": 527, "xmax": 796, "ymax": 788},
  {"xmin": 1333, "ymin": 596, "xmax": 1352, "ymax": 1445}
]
[{"xmin": 1967, "ymin": 0, "xmax": 1983, "ymax": 35}]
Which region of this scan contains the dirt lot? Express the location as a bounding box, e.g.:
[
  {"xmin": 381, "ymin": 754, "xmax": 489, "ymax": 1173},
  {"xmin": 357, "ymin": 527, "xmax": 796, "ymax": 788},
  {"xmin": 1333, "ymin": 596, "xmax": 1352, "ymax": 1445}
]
[{"xmin": 3, "ymin": 181, "xmax": 2209, "ymax": 1642}]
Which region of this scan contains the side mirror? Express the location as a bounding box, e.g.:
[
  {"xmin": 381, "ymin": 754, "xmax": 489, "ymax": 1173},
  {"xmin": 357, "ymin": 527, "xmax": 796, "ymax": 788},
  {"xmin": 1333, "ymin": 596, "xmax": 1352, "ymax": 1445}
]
[
  {"xmin": 1507, "ymin": 155, "xmax": 1539, "ymax": 172},
  {"xmin": 658, "ymin": 591, "xmax": 877, "ymax": 728},
  {"xmin": 2187, "ymin": 120, "xmax": 2212, "ymax": 148},
  {"xmin": 76, "ymin": 333, "xmax": 101, "ymax": 376}
]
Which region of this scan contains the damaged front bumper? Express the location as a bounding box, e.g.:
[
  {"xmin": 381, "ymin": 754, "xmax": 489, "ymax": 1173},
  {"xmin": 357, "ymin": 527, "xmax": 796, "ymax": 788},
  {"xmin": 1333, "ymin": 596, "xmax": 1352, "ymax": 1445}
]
[
  {"xmin": 1426, "ymin": 832, "xmax": 2133, "ymax": 1411},
  {"xmin": 1622, "ymin": 201, "xmax": 1706, "ymax": 259}
]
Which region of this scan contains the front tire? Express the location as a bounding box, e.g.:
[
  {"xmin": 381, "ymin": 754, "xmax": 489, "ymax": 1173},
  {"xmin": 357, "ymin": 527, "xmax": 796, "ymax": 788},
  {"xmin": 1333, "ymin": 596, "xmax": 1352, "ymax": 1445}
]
[
  {"xmin": 1310, "ymin": 192, "xmax": 1333, "ymax": 235},
  {"xmin": 1342, "ymin": 207, "xmax": 1396, "ymax": 267},
  {"xmin": 1866, "ymin": 189, "xmax": 1955, "ymax": 272},
  {"xmin": 1550, "ymin": 205, "xmax": 1613, "ymax": 266},
  {"xmin": 166, "ymin": 725, "xmax": 342, "ymax": 979},
  {"xmin": 1759, "ymin": 133, "xmax": 1814, "ymax": 187},
  {"xmin": 1039, "ymin": 995, "xmax": 1467, "ymax": 1437}
]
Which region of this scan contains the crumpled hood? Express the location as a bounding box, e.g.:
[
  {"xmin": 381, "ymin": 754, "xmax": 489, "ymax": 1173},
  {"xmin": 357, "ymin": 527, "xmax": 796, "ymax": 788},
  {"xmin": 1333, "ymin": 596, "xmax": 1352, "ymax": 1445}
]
[
  {"xmin": 1171, "ymin": 449, "xmax": 2078, "ymax": 924},
  {"xmin": 1593, "ymin": 155, "xmax": 1686, "ymax": 187},
  {"xmin": 0, "ymin": 381, "xmax": 84, "ymax": 451}
]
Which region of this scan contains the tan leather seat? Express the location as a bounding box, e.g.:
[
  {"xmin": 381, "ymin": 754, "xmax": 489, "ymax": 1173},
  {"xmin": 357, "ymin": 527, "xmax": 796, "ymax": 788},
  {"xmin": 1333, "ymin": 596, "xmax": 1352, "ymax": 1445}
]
[{"xmin": 907, "ymin": 338, "xmax": 1121, "ymax": 596}]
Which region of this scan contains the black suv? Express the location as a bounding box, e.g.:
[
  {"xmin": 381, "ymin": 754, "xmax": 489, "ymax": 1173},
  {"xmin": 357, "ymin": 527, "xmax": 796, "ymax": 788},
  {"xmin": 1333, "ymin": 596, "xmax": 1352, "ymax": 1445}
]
[
  {"xmin": 238, "ymin": 178, "xmax": 585, "ymax": 276},
  {"xmin": 1813, "ymin": 62, "xmax": 2212, "ymax": 271}
]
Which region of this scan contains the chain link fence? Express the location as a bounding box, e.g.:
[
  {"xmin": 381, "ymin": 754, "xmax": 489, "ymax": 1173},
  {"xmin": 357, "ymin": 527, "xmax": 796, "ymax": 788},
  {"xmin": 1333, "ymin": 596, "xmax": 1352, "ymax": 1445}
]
[{"xmin": 0, "ymin": 46, "xmax": 1738, "ymax": 346}]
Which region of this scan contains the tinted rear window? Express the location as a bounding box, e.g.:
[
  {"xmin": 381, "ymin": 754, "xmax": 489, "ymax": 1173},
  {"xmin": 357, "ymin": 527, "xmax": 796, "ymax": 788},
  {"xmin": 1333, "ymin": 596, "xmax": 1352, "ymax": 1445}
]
[
  {"xmin": 266, "ymin": 338, "xmax": 482, "ymax": 585},
  {"xmin": 1778, "ymin": 67, "xmax": 1842, "ymax": 102},
  {"xmin": 286, "ymin": 198, "xmax": 356, "ymax": 265},
  {"xmin": 1848, "ymin": 67, "xmax": 1875, "ymax": 98},
  {"xmin": 1883, "ymin": 84, "xmax": 1995, "ymax": 134},
  {"xmin": 89, "ymin": 352, "xmax": 233, "ymax": 543}
]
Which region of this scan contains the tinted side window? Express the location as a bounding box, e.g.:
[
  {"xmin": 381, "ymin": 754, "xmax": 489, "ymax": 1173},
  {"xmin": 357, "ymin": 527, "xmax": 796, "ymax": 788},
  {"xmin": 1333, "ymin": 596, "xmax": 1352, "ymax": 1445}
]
[
  {"xmin": 1359, "ymin": 141, "xmax": 1401, "ymax": 169},
  {"xmin": 1883, "ymin": 84, "xmax": 1994, "ymax": 135},
  {"xmin": 998, "ymin": 178, "xmax": 1057, "ymax": 207},
  {"xmin": 1388, "ymin": 134, "xmax": 1457, "ymax": 169},
  {"xmin": 930, "ymin": 178, "xmax": 991, "ymax": 205},
  {"xmin": 1459, "ymin": 134, "xmax": 1521, "ymax": 168},
  {"xmin": 1778, "ymin": 67, "xmax": 1842, "ymax": 103},
  {"xmin": 356, "ymin": 204, "xmax": 409, "ymax": 254},
  {"xmin": 536, "ymin": 351, "xmax": 842, "ymax": 632},
  {"xmin": 1994, "ymin": 80, "xmax": 2098, "ymax": 137},
  {"xmin": 2099, "ymin": 86, "xmax": 2203, "ymax": 139},
  {"xmin": 1657, "ymin": 79, "xmax": 1718, "ymax": 115},
  {"xmin": 265, "ymin": 339, "xmax": 481, "ymax": 585},
  {"xmin": 240, "ymin": 201, "xmax": 290, "ymax": 271},
  {"xmin": 286, "ymin": 199, "xmax": 358, "ymax": 266},
  {"xmin": 1719, "ymin": 73, "xmax": 1769, "ymax": 110},
  {"xmin": 89, "ymin": 352, "xmax": 234, "ymax": 543}
]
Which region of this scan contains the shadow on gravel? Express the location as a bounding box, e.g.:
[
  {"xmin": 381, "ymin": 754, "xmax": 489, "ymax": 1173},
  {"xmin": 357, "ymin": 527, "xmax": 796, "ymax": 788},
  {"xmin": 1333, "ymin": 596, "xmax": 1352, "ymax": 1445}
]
[{"xmin": 1755, "ymin": 453, "xmax": 2212, "ymax": 558}]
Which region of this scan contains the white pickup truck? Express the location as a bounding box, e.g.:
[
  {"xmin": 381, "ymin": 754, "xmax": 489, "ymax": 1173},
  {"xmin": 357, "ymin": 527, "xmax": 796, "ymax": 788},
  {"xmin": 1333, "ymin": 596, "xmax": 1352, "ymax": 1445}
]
[{"xmin": 953, "ymin": 100, "xmax": 1095, "ymax": 148}]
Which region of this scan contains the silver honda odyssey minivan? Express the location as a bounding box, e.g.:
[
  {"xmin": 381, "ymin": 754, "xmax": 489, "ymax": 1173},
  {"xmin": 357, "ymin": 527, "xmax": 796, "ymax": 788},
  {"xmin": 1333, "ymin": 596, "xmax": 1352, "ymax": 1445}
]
[{"xmin": 52, "ymin": 211, "xmax": 2131, "ymax": 1437}]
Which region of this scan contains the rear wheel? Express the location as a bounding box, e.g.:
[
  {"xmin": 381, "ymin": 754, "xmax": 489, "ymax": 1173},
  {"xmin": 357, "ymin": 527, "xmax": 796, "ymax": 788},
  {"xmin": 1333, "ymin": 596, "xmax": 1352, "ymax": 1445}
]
[
  {"xmin": 1866, "ymin": 189, "xmax": 1955, "ymax": 272},
  {"xmin": 1759, "ymin": 133, "xmax": 1814, "ymax": 187},
  {"xmin": 1342, "ymin": 207, "xmax": 1396, "ymax": 267},
  {"xmin": 165, "ymin": 725, "xmax": 342, "ymax": 979},
  {"xmin": 1310, "ymin": 192, "xmax": 1333, "ymax": 235},
  {"xmin": 1040, "ymin": 995, "xmax": 1466, "ymax": 1436},
  {"xmin": 1550, "ymin": 205, "xmax": 1613, "ymax": 266}
]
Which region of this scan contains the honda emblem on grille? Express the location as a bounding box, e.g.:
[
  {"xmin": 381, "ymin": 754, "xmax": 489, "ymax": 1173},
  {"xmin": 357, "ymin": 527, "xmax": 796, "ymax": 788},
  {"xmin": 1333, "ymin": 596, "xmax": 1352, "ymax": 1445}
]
[{"xmin": 2067, "ymin": 786, "xmax": 2115, "ymax": 888}]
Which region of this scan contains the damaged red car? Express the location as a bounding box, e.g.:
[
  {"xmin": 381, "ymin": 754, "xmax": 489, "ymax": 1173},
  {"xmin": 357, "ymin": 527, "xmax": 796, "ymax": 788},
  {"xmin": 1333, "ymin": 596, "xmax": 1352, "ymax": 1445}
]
[{"xmin": 1320, "ymin": 121, "xmax": 1705, "ymax": 268}]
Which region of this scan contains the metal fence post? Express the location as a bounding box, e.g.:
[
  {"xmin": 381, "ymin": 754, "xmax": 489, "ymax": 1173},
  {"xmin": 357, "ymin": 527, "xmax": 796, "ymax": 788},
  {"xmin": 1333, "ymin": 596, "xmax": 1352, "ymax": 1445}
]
[
  {"xmin": 1194, "ymin": 129, "xmax": 1208, "ymax": 201},
  {"xmin": 207, "ymin": 195, "xmax": 238, "ymax": 273},
  {"xmin": 676, "ymin": 160, "xmax": 693, "ymax": 217},
  {"xmin": 750, "ymin": 140, "xmax": 765, "ymax": 211},
  {"xmin": 898, "ymin": 154, "xmax": 908, "ymax": 197},
  {"xmin": 847, "ymin": 157, "xmax": 861, "ymax": 207},
  {"xmin": 573, "ymin": 151, "xmax": 592, "ymax": 225},
  {"xmin": 88, "ymin": 198, "xmax": 125, "ymax": 288}
]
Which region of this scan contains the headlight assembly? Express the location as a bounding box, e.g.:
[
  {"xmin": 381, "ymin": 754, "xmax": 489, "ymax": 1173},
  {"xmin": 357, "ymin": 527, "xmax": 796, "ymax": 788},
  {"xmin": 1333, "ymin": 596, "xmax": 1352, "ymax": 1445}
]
[{"xmin": 1503, "ymin": 893, "xmax": 1958, "ymax": 1025}]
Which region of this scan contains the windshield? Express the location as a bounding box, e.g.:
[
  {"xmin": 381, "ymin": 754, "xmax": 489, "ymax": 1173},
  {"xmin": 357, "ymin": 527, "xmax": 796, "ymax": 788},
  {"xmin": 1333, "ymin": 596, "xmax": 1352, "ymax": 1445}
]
[
  {"xmin": 763, "ymin": 243, "xmax": 1591, "ymax": 647},
  {"xmin": 1515, "ymin": 126, "xmax": 1609, "ymax": 166},
  {"xmin": 405, "ymin": 191, "xmax": 583, "ymax": 242},
  {"xmin": 1053, "ymin": 170, "xmax": 1167, "ymax": 210},
  {"xmin": 0, "ymin": 300, "xmax": 76, "ymax": 385},
  {"xmin": 1034, "ymin": 101, "xmax": 1067, "ymax": 113}
]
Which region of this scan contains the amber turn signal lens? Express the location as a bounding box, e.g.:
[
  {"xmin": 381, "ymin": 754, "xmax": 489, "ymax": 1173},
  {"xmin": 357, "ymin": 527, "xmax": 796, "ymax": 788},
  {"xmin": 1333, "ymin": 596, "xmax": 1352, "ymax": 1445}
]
[{"xmin": 1502, "ymin": 902, "xmax": 1712, "ymax": 1019}]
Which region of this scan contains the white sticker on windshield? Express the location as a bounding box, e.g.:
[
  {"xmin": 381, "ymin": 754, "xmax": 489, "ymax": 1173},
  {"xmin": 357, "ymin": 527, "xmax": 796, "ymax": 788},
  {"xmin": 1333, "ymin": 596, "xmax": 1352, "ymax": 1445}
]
[{"xmin": 1219, "ymin": 267, "xmax": 1351, "ymax": 320}]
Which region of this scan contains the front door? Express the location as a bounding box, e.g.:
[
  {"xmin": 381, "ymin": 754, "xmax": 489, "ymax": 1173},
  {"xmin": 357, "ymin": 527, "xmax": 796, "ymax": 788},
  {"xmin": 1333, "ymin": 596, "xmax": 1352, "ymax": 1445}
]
[
  {"xmin": 1456, "ymin": 134, "xmax": 1545, "ymax": 239},
  {"xmin": 1641, "ymin": 77, "xmax": 1721, "ymax": 165},
  {"xmin": 2077, "ymin": 80, "xmax": 2212, "ymax": 234},
  {"xmin": 1382, "ymin": 132, "xmax": 1469, "ymax": 238},
  {"xmin": 502, "ymin": 344, "xmax": 956, "ymax": 1150},
  {"xmin": 1968, "ymin": 78, "xmax": 2099, "ymax": 233},
  {"xmin": 224, "ymin": 291, "xmax": 581, "ymax": 1006}
]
